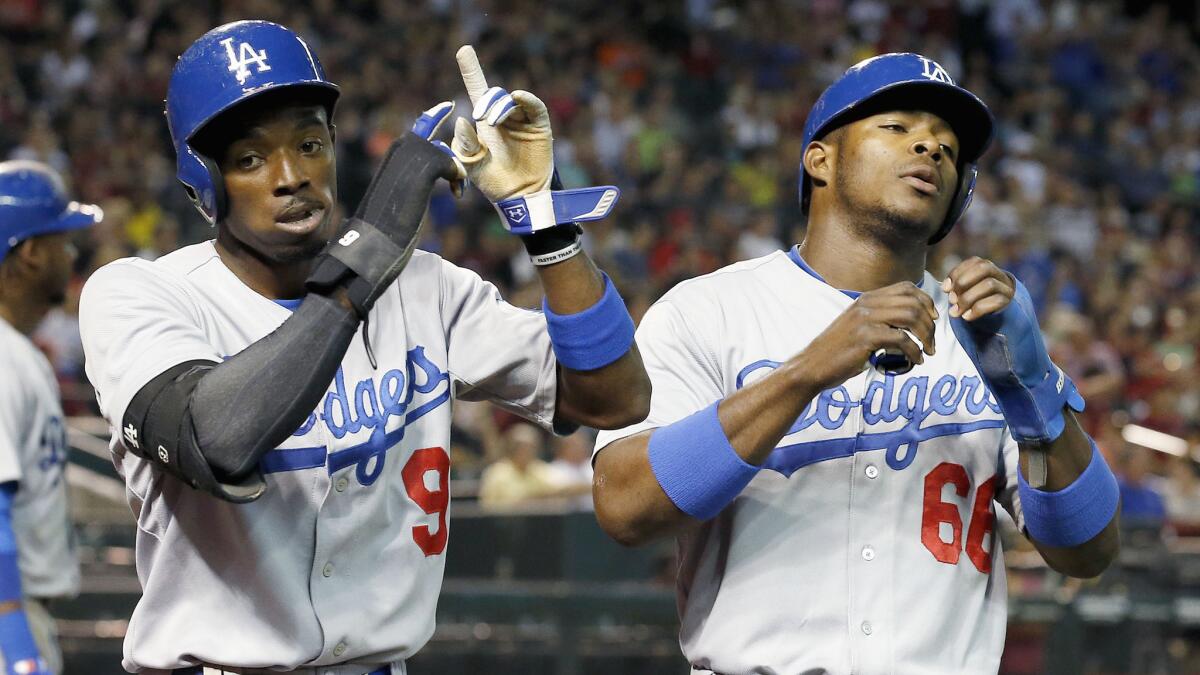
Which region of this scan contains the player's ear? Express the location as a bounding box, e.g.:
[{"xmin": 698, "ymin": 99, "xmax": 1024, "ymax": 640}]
[
  {"xmin": 805, "ymin": 140, "xmax": 834, "ymax": 189},
  {"xmin": 0, "ymin": 238, "xmax": 43, "ymax": 282},
  {"xmin": 328, "ymin": 124, "xmax": 337, "ymax": 145}
]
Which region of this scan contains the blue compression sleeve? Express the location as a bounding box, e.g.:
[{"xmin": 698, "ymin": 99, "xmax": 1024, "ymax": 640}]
[
  {"xmin": 0, "ymin": 483, "xmax": 43, "ymax": 672},
  {"xmin": 1017, "ymin": 442, "xmax": 1120, "ymax": 547}
]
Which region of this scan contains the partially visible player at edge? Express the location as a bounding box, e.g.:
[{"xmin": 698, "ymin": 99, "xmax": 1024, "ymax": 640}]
[
  {"xmin": 592, "ymin": 53, "xmax": 1119, "ymax": 674},
  {"xmin": 79, "ymin": 20, "xmax": 648, "ymax": 675},
  {"xmin": 0, "ymin": 162, "xmax": 93, "ymax": 675}
]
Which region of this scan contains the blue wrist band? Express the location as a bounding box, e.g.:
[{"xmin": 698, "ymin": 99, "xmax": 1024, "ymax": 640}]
[
  {"xmin": 648, "ymin": 402, "xmax": 760, "ymax": 521},
  {"xmin": 1017, "ymin": 442, "xmax": 1119, "ymax": 547},
  {"xmin": 543, "ymin": 273, "xmax": 635, "ymax": 371}
]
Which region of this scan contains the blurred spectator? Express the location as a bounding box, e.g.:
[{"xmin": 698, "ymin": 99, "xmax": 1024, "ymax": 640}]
[
  {"xmin": 1115, "ymin": 443, "xmax": 1168, "ymax": 527},
  {"xmin": 545, "ymin": 432, "xmax": 595, "ymax": 511},
  {"xmin": 1163, "ymin": 456, "xmax": 1200, "ymax": 534},
  {"xmin": 478, "ymin": 422, "xmax": 560, "ymax": 510},
  {"xmin": 1046, "ymin": 307, "xmax": 1125, "ymax": 433}
]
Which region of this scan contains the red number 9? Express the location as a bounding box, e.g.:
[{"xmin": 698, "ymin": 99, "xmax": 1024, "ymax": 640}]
[{"xmin": 401, "ymin": 446, "xmax": 451, "ymax": 556}]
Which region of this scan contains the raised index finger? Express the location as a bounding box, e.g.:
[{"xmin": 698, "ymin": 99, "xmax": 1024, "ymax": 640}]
[{"xmin": 456, "ymin": 45, "xmax": 489, "ymax": 105}]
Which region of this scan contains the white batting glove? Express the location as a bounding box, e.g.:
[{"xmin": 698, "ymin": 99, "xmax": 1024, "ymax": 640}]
[{"xmin": 452, "ymin": 45, "xmax": 618, "ymax": 236}]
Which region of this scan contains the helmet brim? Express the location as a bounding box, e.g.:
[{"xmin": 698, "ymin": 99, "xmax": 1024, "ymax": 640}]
[
  {"xmin": 815, "ymin": 80, "xmax": 994, "ymax": 163},
  {"xmin": 185, "ymin": 81, "xmax": 340, "ymax": 143}
]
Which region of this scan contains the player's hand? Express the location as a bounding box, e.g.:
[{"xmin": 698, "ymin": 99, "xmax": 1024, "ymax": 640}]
[
  {"xmin": 411, "ymin": 100, "xmax": 467, "ymax": 198},
  {"xmin": 798, "ymin": 281, "xmax": 938, "ymax": 391},
  {"xmin": 942, "ymin": 256, "xmax": 1015, "ymax": 322},
  {"xmin": 451, "ymin": 45, "xmax": 553, "ymax": 203}
]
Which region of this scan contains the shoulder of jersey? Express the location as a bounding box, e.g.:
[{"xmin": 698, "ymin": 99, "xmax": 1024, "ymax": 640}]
[
  {"xmin": 407, "ymin": 248, "xmax": 442, "ymax": 273},
  {"xmin": 90, "ymin": 241, "xmax": 215, "ymax": 277},
  {"xmin": 81, "ymin": 242, "xmax": 218, "ymax": 302},
  {"xmin": 656, "ymin": 250, "xmax": 793, "ymax": 309}
]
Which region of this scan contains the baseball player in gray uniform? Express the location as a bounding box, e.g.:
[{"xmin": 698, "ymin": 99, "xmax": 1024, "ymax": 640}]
[
  {"xmin": 592, "ymin": 54, "xmax": 1121, "ymax": 674},
  {"xmin": 0, "ymin": 161, "xmax": 95, "ymax": 674},
  {"xmin": 79, "ymin": 21, "xmax": 648, "ymax": 674}
]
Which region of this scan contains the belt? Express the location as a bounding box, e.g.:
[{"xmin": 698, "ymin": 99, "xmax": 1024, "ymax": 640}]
[{"xmin": 174, "ymin": 662, "xmax": 391, "ymax": 667}]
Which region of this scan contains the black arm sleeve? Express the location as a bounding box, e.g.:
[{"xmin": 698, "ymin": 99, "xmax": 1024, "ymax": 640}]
[
  {"xmin": 122, "ymin": 293, "xmax": 359, "ymax": 501},
  {"xmin": 190, "ymin": 292, "xmax": 359, "ymax": 479}
]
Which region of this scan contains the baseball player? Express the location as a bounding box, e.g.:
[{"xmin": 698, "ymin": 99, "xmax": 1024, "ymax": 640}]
[
  {"xmin": 0, "ymin": 161, "xmax": 94, "ymax": 674},
  {"xmin": 78, "ymin": 21, "xmax": 648, "ymax": 675},
  {"xmin": 592, "ymin": 53, "xmax": 1121, "ymax": 674}
]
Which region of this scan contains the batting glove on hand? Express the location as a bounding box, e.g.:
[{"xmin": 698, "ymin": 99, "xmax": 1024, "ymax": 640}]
[{"xmin": 452, "ymin": 45, "xmax": 619, "ymax": 235}]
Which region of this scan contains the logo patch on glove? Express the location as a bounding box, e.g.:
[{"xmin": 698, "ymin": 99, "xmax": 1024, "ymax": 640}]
[{"xmin": 504, "ymin": 205, "xmax": 528, "ymax": 223}]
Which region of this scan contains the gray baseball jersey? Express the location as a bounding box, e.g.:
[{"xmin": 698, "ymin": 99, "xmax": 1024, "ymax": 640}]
[
  {"xmin": 80, "ymin": 242, "xmax": 559, "ymax": 672},
  {"xmin": 595, "ymin": 248, "xmax": 1025, "ymax": 675},
  {"xmin": 0, "ymin": 317, "xmax": 80, "ymax": 600}
]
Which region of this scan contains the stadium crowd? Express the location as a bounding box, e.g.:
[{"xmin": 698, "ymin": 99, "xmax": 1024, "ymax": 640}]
[{"xmin": 1, "ymin": 0, "xmax": 1199, "ymax": 523}]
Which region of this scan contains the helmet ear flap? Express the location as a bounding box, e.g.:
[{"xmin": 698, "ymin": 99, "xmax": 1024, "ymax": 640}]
[
  {"xmin": 175, "ymin": 142, "xmax": 225, "ymax": 225},
  {"xmin": 199, "ymin": 154, "xmax": 227, "ymax": 225},
  {"xmin": 927, "ymin": 163, "xmax": 977, "ymax": 245}
]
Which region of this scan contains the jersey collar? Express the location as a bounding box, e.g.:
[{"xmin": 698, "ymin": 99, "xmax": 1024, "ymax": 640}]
[
  {"xmin": 273, "ymin": 297, "xmax": 304, "ymax": 311},
  {"xmin": 787, "ymin": 245, "xmax": 925, "ymax": 300}
]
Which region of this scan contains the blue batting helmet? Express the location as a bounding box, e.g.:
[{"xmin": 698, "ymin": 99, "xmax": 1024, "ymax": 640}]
[
  {"xmin": 166, "ymin": 20, "xmax": 340, "ymax": 224},
  {"xmin": 0, "ymin": 161, "xmax": 101, "ymax": 265},
  {"xmin": 800, "ymin": 53, "xmax": 994, "ymax": 244}
]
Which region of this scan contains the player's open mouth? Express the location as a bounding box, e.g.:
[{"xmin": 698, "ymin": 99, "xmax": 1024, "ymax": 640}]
[
  {"xmin": 900, "ymin": 166, "xmax": 940, "ymax": 195},
  {"xmin": 901, "ymin": 175, "xmax": 938, "ymax": 195},
  {"xmin": 275, "ymin": 204, "xmax": 326, "ymax": 234}
]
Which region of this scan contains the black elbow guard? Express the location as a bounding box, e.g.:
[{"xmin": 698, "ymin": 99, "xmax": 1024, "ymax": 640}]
[{"xmin": 121, "ymin": 361, "xmax": 266, "ymax": 503}]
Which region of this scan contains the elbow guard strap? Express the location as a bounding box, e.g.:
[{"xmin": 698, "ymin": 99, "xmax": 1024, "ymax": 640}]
[{"xmin": 122, "ymin": 361, "xmax": 266, "ymax": 503}]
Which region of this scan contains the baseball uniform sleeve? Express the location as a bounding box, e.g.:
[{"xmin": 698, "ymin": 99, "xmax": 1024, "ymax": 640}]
[
  {"xmin": 994, "ymin": 428, "xmax": 1025, "ymax": 532},
  {"xmin": 79, "ymin": 261, "xmax": 223, "ymax": 433},
  {"xmin": 0, "ymin": 354, "xmax": 26, "ymax": 484},
  {"xmin": 438, "ymin": 259, "xmax": 559, "ymax": 429},
  {"xmin": 593, "ymin": 297, "xmax": 724, "ymax": 457}
]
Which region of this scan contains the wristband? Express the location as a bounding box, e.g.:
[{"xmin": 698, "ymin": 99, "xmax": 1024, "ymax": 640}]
[
  {"xmin": 1017, "ymin": 441, "xmax": 1119, "ymax": 548},
  {"xmin": 648, "ymin": 402, "xmax": 760, "ymax": 520},
  {"xmin": 522, "ymin": 223, "xmax": 583, "ymax": 267},
  {"xmin": 530, "ymin": 239, "xmax": 582, "ymax": 266},
  {"xmin": 542, "ymin": 273, "xmax": 635, "ymax": 371}
]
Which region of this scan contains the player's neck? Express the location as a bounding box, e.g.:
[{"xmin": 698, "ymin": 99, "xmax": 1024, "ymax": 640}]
[
  {"xmin": 0, "ymin": 296, "xmax": 48, "ymax": 336},
  {"xmin": 797, "ymin": 224, "xmax": 927, "ymax": 293},
  {"xmin": 214, "ymin": 231, "xmax": 312, "ymax": 300}
]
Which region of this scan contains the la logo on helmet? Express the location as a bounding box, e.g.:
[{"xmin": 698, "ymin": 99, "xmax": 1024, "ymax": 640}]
[
  {"xmin": 220, "ymin": 37, "xmax": 271, "ymax": 85},
  {"xmin": 918, "ymin": 56, "xmax": 954, "ymax": 85}
]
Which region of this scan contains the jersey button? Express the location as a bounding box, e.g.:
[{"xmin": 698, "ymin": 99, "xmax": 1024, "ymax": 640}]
[
  {"xmin": 335, "ymin": 477, "xmax": 349, "ymax": 492},
  {"xmin": 862, "ymin": 546, "xmax": 875, "ymax": 561},
  {"xmin": 332, "ymin": 642, "xmax": 346, "ymax": 657},
  {"xmin": 865, "ymin": 464, "xmax": 879, "ymax": 479},
  {"xmin": 861, "ymin": 621, "xmax": 873, "ymax": 635},
  {"xmin": 322, "ymin": 563, "xmax": 334, "ymax": 578}
]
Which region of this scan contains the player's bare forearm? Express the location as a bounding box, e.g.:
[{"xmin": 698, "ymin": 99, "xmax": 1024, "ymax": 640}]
[
  {"xmin": 595, "ymin": 283, "xmax": 938, "ymax": 546},
  {"xmin": 541, "ymin": 254, "xmax": 651, "ymax": 429},
  {"xmin": 594, "ymin": 357, "xmax": 823, "ymax": 546},
  {"xmin": 1018, "ymin": 410, "xmax": 1120, "ymax": 578}
]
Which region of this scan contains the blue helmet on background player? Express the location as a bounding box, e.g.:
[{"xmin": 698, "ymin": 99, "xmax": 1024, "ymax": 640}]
[
  {"xmin": 0, "ymin": 160, "xmax": 102, "ymax": 264},
  {"xmin": 165, "ymin": 20, "xmax": 340, "ymax": 225},
  {"xmin": 800, "ymin": 53, "xmax": 994, "ymax": 244}
]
